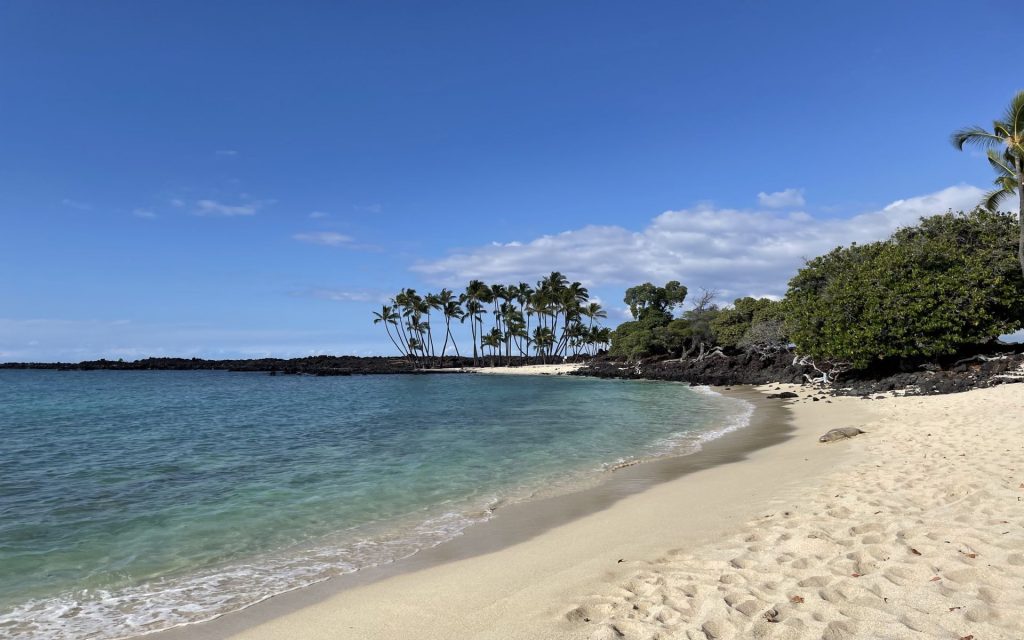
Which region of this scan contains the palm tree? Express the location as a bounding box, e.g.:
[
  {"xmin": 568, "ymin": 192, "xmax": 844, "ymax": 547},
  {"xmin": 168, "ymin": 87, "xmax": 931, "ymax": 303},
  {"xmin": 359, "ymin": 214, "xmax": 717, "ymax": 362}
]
[
  {"xmin": 582, "ymin": 302, "xmax": 607, "ymax": 329},
  {"xmin": 372, "ymin": 305, "xmax": 406, "ymax": 356},
  {"xmin": 554, "ymin": 281, "xmax": 588, "ymax": 357},
  {"xmin": 580, "ymin": 302, "xmax": 606, "ymax": 355},
  {"xmin": 391, "ymin": 290, "xmax": 417, "ymax": 361},
  {"xmin": 413, "ymin": 294, "xmax": 436, "ymax": 365},
  {"xmin": 460, "ymin": 297, "xmax": 485, "ymax": 366},
  {"xmin": 951, "ymin": 90, "xmax": 1024, "ymax": 276},
  {"xmin": 406, "ymin": 313, "xmax": 429, "ymax": 366},
  {"xmin": 376, "ymin": 273, "xmax": 604, "ymax": 365},
  {"xmin": 433, "ymin": 289, "xmax": 461, "ymax": 361},
  {"xmin": 481, "ymin": 327, "xmax": 503, "ymax": 367},
  {"xmin": 532, "ymin": 326, "xmax": 554, "ymax": 364},
  {"xmin": 461, "ymin": 280, "xmax": 491, "ymax": 365}
]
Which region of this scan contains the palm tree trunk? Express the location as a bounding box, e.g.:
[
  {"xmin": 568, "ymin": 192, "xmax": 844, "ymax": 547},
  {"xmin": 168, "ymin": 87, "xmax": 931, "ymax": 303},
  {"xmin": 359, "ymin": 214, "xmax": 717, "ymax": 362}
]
[
  {"xmin": 1018, "ymin": 165, "xmax": 1024, "ymax": 278},
  {"xmin": 449, "ymin": 323, "xmax": 461, "ymax": 358},
  {"xmin": 470, "ymin": 319, "xmax": 478, "ymax": 366},
  {"xmin": 383, "ymin": 323, "xmax": 406, "ymax": 357},
  {"xmin": 440, "ymin": 317, "xmax": 450, "ymax": 359},
  {"xmin": 396, "ymin": 317, "xmax": 413, "ymax": 363}
]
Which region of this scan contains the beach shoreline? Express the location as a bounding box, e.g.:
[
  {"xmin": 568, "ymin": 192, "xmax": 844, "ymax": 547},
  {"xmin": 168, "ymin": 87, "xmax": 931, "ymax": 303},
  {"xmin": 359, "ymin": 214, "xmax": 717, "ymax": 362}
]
[
  {"xmin": 152, "ymin": 381, "xmax": 1024, "ymax": 640},
  {"xmin": 149, "ymin": 381, "xmax": 846, "ymax": 640}
]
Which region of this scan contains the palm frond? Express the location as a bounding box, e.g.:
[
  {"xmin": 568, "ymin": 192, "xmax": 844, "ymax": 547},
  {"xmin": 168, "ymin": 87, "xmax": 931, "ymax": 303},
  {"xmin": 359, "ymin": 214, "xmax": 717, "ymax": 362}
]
[
  {"xmin": 1001, "ymin": 89, "xmax": 1024, "ymax": 140},
  {"xmin": 981, "ymin": 186, "xmax": 1014, "ymax": 212},
  {"xmin": 986, "ymin": 148, "xmax": 1016, "ymax": 177},
  {"xmin": 950, "ymin": 125, "xmax": 1004, "ymax": 150}
]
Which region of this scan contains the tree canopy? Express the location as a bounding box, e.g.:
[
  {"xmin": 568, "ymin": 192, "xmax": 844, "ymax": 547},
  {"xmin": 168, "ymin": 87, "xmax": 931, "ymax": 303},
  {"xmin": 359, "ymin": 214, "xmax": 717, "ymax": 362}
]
[
  {"xmin": 623, "ymin": 281, "xmax": 688, "ymax": 322},
  {"xmin": 784, "ymin": 209, "xmax": 1024, "ymax": 368},
  {"xmin": 711, "ymin": 297, "xmax": 786, "ymax": 349}
]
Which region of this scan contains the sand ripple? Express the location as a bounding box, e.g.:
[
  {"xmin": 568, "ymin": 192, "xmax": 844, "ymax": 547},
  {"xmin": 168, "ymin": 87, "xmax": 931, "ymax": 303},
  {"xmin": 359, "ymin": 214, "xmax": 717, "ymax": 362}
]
[{"xmin": 569, "ymin": 384, "xmax": 1024, "ymax": 640}]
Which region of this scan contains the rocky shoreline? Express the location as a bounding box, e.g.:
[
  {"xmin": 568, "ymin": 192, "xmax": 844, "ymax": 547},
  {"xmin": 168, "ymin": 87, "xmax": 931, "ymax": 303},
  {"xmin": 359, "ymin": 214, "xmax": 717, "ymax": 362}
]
[
  {"xmin": 4, "ymin": 349, "xmax": 1023, "ymax": 395},
  {"xmin": 575, "ymin": 349, "xmax": 1024, "ymax": 396},
  {"xmin": 0, "ymin": 355, "xmax": 573, "ymax": 376},
  {"xmin": 0, "ymin": 355, "xmax": 469, "ymax": 376}
]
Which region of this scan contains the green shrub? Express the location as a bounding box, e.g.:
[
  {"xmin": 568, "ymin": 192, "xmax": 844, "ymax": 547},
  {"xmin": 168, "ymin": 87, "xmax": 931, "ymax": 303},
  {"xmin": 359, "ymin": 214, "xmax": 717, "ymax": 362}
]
[{"xmin": 785, "ymin": 210, "xmax": 1024, "ymax": 368}]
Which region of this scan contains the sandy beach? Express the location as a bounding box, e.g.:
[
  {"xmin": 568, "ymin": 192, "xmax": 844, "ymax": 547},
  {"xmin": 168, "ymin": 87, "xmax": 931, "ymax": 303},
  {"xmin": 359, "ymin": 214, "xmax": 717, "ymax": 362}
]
[
  {"xmin": 463, "ymin": 363, "xmax": 587, "ymax": 376},
  {"xmin": 151, "ymin": 381, "xmax": 1024, "ymax": 640}
]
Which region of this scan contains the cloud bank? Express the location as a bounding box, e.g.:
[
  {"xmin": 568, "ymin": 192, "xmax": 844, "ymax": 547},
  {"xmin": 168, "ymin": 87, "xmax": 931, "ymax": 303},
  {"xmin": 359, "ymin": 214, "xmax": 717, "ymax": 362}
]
[{"xmin": 413, "ymin": 184, "xmax": 984, "ymax": 300}]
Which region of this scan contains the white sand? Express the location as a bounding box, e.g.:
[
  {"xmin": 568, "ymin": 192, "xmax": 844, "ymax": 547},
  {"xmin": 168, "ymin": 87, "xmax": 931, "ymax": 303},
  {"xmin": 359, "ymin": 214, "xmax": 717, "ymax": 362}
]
[
  {"xmin": 465, "ymin": 363, "xmax": 585, "ymax": 376},
  {"xmin": 573, "ymin": 384, "xmax": 1024, "ymax": 639},
  {"xmin": 221, "ymin": 383, "xmax": 1024, "ymax": 640}
]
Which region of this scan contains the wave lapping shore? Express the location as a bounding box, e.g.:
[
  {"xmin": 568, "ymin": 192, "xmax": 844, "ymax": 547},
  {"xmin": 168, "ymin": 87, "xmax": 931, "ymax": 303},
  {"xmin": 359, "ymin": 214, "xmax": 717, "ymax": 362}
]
[{"xmin": 0, "ymin": 370, "xmax": 749, "ymax": 640}]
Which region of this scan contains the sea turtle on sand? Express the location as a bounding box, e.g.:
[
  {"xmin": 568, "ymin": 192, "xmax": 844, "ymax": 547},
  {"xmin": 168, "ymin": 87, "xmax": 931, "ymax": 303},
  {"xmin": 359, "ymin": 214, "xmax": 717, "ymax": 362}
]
[{"xmin": 818, "ymin": 427, "xmax": 866, "ymax": 443}]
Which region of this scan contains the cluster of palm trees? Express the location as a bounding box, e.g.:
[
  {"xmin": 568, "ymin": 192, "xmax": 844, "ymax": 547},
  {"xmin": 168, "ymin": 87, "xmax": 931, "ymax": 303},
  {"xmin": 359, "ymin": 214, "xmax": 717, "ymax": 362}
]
[{"xmin": 373, "ymin": 272, "xmax": 610, "ymax": 367}]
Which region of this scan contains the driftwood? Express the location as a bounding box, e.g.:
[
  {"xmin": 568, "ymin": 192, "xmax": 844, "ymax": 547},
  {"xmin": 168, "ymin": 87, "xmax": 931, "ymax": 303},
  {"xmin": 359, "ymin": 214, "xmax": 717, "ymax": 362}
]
[{"xmin": 795, "ymin": 355, "xmax": 852, "ymax": 386}]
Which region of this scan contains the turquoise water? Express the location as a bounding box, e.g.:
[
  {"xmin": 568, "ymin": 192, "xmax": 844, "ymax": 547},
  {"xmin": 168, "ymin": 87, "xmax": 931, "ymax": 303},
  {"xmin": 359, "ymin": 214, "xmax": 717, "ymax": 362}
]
[{"xmin": 0, "ymin": 370, "xmax": 749, "ymax": 639}]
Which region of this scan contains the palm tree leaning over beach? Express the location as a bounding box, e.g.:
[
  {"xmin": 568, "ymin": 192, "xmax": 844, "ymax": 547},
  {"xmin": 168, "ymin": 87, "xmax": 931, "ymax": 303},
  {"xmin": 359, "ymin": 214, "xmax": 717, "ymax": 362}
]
[{"xmin": 952, "ymin": 89, "xmax": 1024, "ymax": 276}]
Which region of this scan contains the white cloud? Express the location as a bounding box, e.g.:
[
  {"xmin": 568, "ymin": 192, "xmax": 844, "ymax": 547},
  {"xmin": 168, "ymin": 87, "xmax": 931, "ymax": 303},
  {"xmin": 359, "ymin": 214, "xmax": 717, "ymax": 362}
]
[
  {"xmin": 757, "ymin": 188, "xmax": 806, "ymax": 208},
  {"xmin": 133, "ymin": 208, "xmax": 157, "ymax": 219},
  {"xmin": 195, "ymin": 199, "xmax": 264, "ymax": 216},
  {"xmin": 309, "ymin": 211, "xmax": 330, "ymax": 219},
  {"xmin": 413, "ymin": 184, "xmax": 985, "ymax": 300},
  {"xmin": 302, "ymin": 288, "xmax": 390, "ymax": 303},
  {"xmin": 61, "ymin": 198, "xmax": 92, "ymax": 210},
  {"xmin": 293, "ymin": 231, "xmax": 354, "ymax": 246}
]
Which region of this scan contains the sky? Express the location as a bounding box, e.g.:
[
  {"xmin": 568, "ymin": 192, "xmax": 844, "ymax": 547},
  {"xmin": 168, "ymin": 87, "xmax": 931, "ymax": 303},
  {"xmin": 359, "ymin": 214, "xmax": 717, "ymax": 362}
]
[{"xmin": 0, "ymin": 0, "xmax": 1020, "ymax": 362}]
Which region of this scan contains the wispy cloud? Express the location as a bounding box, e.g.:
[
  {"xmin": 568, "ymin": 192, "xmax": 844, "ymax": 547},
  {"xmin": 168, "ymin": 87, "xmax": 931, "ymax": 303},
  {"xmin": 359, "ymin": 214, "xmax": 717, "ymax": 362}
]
[
  {"xmin": 299, "ymin": 288, "xmax": 391, "ymax": 303},
  {"xmin": 195, "ymin": 199, "xmax": 266, "ymax": 217},
  {"xmin": 61, "ymin": 198, "xmax": 92, "ymax": 211},
  {"xmin": 413, "ymin": 184, "xmax": 984, "ymax": 301},
  {"xmin": 215, "ymin": 149, "xmax": 238, "ymax": 156},
  {"xmin": 309, "ymin": 211, "xmax": 330, "ymax": 219},
  {"xmin": 293, "ymin": 231, "xmax": 354, "ymax": 246},
  {"xmin": 354, "ymin": 203, "xmax": 383, "ymax": 214},
  {"xmin": 133, "ymin": 208, "xmax": 157, "ymax": 219},
  {"xmin": 757, "ymin": 188, "xmax": 806, "ymax": 208}
]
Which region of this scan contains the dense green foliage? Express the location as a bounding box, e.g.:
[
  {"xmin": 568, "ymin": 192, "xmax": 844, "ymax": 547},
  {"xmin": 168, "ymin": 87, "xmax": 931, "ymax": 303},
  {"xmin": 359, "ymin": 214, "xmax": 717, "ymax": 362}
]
[
  {"xmin": 785, "ymin": 210, "xmax": 1024, "ymax": 368},
  {"xmin": 611, "ymin": 281, "xmax": 688, "ymax": 360},
  {"xmin": 609, "ymin": 211, "xmax": 1023, "ymax": 369},
  {"xmin": 711, "ymin": 297, "xmax": 787, "ymax": 349},
  {"xmin": 608, "ymin": 314, "xmax": 674, "ymax": 361},
  {"xmin": 622, "ymin": 281, "xmax": 688, "ymax": 322},
  {"xmin": 610, "ymin": 284, "xmax": 724, "ymax": 361}
]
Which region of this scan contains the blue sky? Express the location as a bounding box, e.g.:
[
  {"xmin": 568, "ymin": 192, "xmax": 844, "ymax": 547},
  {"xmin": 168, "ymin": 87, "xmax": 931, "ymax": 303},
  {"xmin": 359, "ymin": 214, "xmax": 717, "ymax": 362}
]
[{"xmin": 0, "ymin": 1, "xmax": 1019, "ymax": 361}]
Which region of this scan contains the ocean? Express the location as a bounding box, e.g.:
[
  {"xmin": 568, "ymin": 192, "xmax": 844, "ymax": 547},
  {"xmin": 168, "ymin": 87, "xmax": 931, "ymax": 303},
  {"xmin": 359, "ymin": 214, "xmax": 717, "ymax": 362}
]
[{"xmin": 0, "ymin": 370, "xmax": 750, "ymax": 639}]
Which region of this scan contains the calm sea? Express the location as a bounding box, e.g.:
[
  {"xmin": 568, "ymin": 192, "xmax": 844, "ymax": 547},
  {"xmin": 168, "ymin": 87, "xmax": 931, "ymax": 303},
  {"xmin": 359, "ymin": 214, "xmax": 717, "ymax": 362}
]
[{"xmin": 0, "ymin": 370, "xmax": 750, "ymax": 639}]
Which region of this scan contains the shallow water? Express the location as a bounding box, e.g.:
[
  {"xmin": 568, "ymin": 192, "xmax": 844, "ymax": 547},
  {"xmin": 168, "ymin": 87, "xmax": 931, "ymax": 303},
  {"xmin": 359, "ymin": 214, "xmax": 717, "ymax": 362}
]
[{"xmin": 0, "ymin": 370, "xmax": 747, "ymax": 639}]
